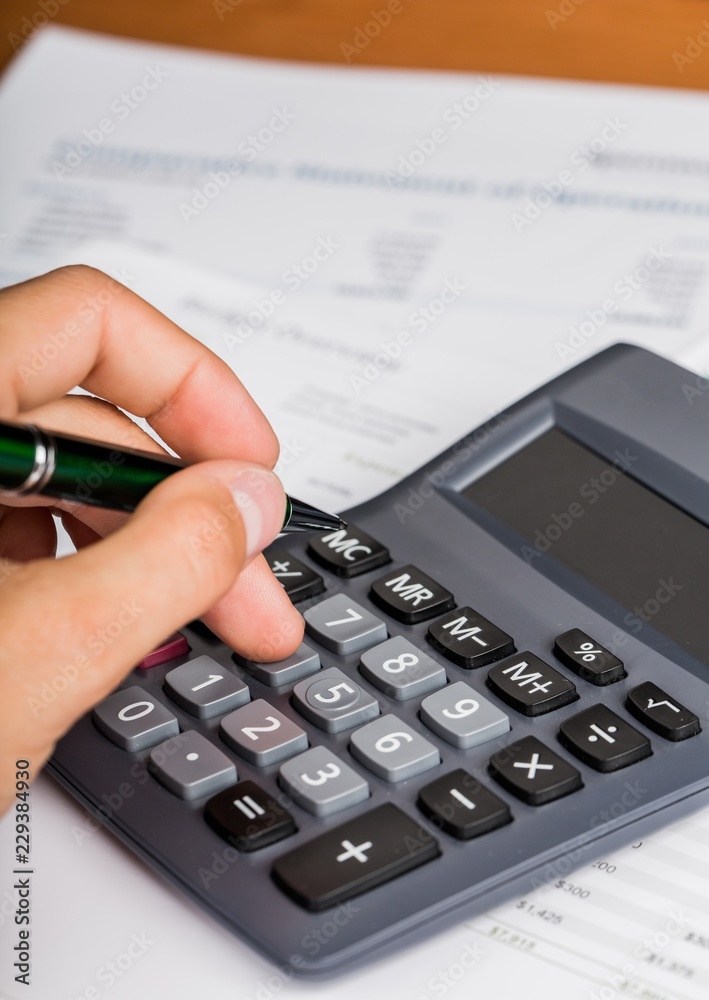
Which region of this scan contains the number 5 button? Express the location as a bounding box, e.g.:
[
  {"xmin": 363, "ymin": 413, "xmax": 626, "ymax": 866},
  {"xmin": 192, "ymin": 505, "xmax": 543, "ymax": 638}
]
[
  {"xmin": 293, "ymin": 667, "xmax": 380, "ymax": 733},
  {"xmin": 279, "ymin": 746, "xmax": 369, "ymax": 816}
]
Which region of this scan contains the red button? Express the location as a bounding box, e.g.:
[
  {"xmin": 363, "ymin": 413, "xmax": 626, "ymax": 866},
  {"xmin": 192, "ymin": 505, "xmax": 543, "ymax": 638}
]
[{"xmin": 136, "ymin": 632, "xmax": 189, "ymax": 670}]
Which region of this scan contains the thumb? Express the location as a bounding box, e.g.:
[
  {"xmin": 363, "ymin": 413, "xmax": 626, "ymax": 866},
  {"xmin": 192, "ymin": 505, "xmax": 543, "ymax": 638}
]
[{"xmin": 0, "ymin": 460, "xmax": 287, "ymax": 806}]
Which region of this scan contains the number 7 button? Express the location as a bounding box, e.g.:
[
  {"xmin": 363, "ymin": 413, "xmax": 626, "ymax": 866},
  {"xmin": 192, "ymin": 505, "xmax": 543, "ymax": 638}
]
[{"xmin": 304, "ymin": 594, "xmax": 387, "ymax": 655}]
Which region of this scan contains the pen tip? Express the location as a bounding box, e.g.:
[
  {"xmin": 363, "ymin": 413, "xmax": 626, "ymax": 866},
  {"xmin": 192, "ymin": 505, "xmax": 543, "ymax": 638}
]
[{"xmin": 283, "ymin": 496, "xmax": 347, "ymax": 533}]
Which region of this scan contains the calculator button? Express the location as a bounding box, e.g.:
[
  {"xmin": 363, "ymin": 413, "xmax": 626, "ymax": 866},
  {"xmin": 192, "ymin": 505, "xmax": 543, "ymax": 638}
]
[
  {"xmin": 626, "ymin": 682, "xmax": 701, "ymax": 742},
  {"xmin": 370, "ymin": 565, "xmax": 455, "ymax": 624},
  {"xmin": 148, "ymin": 730, "xmax": 237, "ymax": 800},
  {"xmin": 553, "ymin": 629, "xmax": 626, "ymax": 685},
  {"xmin": 304, "ymin": 594, "xmax": 387, "ymax": 654},
  {"xmin": 136, "ymin": 631, "xmax": 189, "ymax": 670},
  {"xmin": 164, "ymin": 656, "xmax": 250, "ymax": 719},
  {"xmin": 359, "ymin": 636, "xmax": 447, "ymax": 701},
  {"xmin": 558, "ymin": 705, "xmax": 652, "ymax": 772},
  {"xmin": 417, "ymin": 769, "xmax": 512, "ymax": 840},
  {"xmin": 234, "ymin": 642, "xmax": 321, "ymax": 688},
  {"xmin": 420, "ymin": 681, "xmax": 510, "ymax": 749},
  {"xmin": 427, "ymin": 607, "xmax": 514, "ymax": 669},
  {"xmin": 486, "ymin": 652, "xmax": 578, "ymax": 716},
  {"xmin": 93, "ymin": 686, "xmax": 179, "ymax": 752},
  {"xmin": 489, "ymin": 736, "xmax": 582, "ymax": 805},
  {"xmin": 292, "ymin": 667, "xmax": 380, "ymax": 733},
  {"xmin": 307, "ymin": 524, "xmax": 390, "ymax": 577},
  {"xmin": 205, "ymin": 780, "xmax": 297, "ymax": 852},
  {"xmin": 278, "ymin": 746, "xmax": 370, "ymax": 816},
  {"xmin": 220, "ymin": 701, "xmax": 308, "ymax": 765},
  {"xmin": 266, "ymin": 548, "xmax": 324, "ymax": 602},
  {"xmin": 272, "ymin": 803, "xmax": 440, "ymax": 911},
  {"xmin": 350, "ymin": 715, "xmax": 440, "ymax": 782}
]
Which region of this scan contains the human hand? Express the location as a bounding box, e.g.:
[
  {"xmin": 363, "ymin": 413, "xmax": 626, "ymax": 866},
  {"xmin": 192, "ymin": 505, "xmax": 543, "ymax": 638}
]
[{"xmin": 0, "ymin": 265, "xmax": 304, "ymax": 815}]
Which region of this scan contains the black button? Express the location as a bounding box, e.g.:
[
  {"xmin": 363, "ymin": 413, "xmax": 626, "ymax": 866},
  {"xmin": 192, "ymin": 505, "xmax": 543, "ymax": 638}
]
[
  {"xmin": 272, "ymin": 803, "xmax": 440, "ymax": 911},
  {"xmin": 307, "ymin": 525, "xmax": 390, "ymax": 578},
  {"xmin": 204, "ymin": 780, "xmax": 297, "ymax": 852},
  {"xmin": 626, "ymin": 682, "xmax": 700, "ymax": 742},
  {"xmin": 558, "ymin": 705, "xmax": 652, "ymax": 772},
  {"xmin": 265, "ymin": 548, "xmax": 324, "ymax": 602},
  {"xmin": 487, "ymin": 652, "xmax": 578, "ymax": 716},
  {"xmin": 370, "ymin": 565, "xmax": 455, "ymax": 624},
  {"xmin": 427, "ymin": 606, "xmax": 514, "ymax": 668},
  {"xmin": 553, "ymin": 629, "xmax": 626, "ymax": 685},
  {"xmin": 489, "ymin": 736, "xmax": 582, "ymax": 806},
  {"xmin": 418, "ymin": 769, "xmax": 512, "ymax": 840}
]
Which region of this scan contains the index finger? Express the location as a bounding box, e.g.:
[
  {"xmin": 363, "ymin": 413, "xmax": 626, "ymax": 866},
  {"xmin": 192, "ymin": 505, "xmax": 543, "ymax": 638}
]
[{"xmin": 0, "ymin": 265, "xmax": 279, "ymax": 466}]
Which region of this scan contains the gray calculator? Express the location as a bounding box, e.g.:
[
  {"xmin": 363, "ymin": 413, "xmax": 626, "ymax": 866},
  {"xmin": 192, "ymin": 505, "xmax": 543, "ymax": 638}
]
[{"xmin": 48, "ymin": 344, "xmax": 709, "ymax": 976}]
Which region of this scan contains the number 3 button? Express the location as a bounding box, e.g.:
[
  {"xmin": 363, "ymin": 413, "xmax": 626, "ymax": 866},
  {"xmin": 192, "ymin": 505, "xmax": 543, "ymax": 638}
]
[{"xmin": 279, "ymin": 746, "xmax": 369, "ymax": 816}]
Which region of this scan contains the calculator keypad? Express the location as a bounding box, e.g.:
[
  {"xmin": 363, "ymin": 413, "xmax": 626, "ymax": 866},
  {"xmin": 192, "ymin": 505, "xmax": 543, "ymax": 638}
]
[{"xmin": 90, "ymin": 528, "xmax": 689, "ymax": 930}]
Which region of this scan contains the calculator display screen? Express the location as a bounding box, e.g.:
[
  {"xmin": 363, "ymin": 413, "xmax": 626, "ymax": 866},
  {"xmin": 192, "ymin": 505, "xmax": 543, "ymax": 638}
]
[{"xmin": 462, "ymin": 428, "xmax": 709, "ymax": 663}]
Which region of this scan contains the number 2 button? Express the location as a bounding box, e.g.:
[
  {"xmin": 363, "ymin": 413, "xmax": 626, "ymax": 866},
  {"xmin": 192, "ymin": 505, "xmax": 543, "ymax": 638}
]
[{"xmin": 220, "ymin": 701, "xmax": 307, "ymax": 765}]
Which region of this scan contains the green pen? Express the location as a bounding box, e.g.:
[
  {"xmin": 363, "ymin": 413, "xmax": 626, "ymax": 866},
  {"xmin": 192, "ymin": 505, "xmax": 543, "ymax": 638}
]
[{"xmin": 0, "ymin": 420, "xmax": 346, "ymax": 533}]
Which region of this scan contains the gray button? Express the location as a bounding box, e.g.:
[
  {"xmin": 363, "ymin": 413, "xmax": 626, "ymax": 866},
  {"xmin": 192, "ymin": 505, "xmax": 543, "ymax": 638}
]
[
  {"xmin": 420, "ymin": 681, "xmax": 510, "ymax": 749},
  {"xmin": 93, "ymin": 685, "xmax": 179, "ymax": 752},
  {"xmin": 278, "ymin": 746, "xmax": 370, "ymax": 816},
  {"xmin": 304, "ymin": 594, "xmax": 387, "ymax": 654},
  {"xmin": 164, "ymin": 655, "xmax": 250, "ymax": 719},
  {"xmin": 220, "ymin": 700, "xmax": 308, "ymax": 765},
  {"xmin": 359, "ymin": 636, "xmax": 446, "ymax": 701},
  {"xmin": 149, "ymin": 730, "xmax": 237, "ymax": 800},
  {"xmin": 350, "ymin": 715, "xmax": 440, "ymax": 782},
  {"xmin": 235, "ymin": 643, "xmax": 321, "ymax": 688},
  {"xmin": 292, "ymin": 667, "xmax": 380, "ymax": 733}
]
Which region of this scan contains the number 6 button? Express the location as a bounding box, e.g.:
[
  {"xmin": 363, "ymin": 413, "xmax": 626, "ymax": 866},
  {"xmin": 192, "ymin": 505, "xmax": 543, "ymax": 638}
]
[{"xmin": 350, "ymin": 716, "xmax": 440, "ymax": 782}]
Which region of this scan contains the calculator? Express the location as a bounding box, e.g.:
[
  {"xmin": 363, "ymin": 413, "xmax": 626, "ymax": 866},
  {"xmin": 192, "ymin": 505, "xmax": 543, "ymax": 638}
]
[{"xmin": 48, "ymin": 344, "xmax": 709, "ymax": 977}]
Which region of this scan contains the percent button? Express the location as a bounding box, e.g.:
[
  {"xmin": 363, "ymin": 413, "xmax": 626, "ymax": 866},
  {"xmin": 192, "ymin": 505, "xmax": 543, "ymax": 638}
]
[{"xmin": 553, "ymin": 629, "xmax": 626, "ymax": 686}]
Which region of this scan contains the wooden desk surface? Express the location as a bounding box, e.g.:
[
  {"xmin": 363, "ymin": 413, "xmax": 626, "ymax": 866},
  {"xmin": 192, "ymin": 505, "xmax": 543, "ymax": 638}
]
[{"xmin": 1, "ymin": 0, "xmax": 708, "ymax": 89}]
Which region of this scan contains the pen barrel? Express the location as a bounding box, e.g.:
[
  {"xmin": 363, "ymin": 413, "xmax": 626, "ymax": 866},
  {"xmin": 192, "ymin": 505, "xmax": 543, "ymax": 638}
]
[
  {"xmin": 45, "ymin": 437, "xmax": 182, "ymax": 512},
  {"xmin": 0, "ymin": 423, "xmax": 41, "ymax": 490}
]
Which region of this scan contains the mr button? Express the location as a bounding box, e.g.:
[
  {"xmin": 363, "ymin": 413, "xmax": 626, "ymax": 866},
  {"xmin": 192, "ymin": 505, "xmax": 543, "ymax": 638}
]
[{"xmin": 370, "ymin": 565, "xmax": 455, "ymax": 624}]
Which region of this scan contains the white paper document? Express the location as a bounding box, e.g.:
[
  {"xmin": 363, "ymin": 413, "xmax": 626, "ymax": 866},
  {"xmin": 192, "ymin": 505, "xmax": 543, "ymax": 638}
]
[{"xmin": 2, "ymin": 26, "xmax": 709, "ymax": 1000}]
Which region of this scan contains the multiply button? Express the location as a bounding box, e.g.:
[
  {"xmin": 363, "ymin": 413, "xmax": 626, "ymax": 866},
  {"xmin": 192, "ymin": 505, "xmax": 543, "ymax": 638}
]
[
  {"xmin": 489, "ymin": 736, "xmax": 582, "ymax": 806},
  {"xmin": 626, "ymin": 682, "xmax": 701, "ymax": 742},
  {"xmin": 370, "ymin": 565, "xmax": 455, "ymax": 624},
  {"xmin": 553, "ymin": 629, "xmax": 626, "ymax": 685},
  {"xmin": 307, "ymin": 525, "xmax": 390, "ymax": 577},
  {"xmin": 427, "ymin": 607, "xmax": 514, "ymax": 668},
  {"xmin": 558, "ymin": 705, "xmax": 652, "ymax": 772},
  {"xmin": 272, "ymin": 803, "xmax": 440, "ymax": 911}
]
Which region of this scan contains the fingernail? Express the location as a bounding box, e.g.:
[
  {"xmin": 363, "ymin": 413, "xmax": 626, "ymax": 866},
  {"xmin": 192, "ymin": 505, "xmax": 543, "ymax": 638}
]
[{"xmin": 230, "ymin": 468, "xmax": 285, "ymax": 560}]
